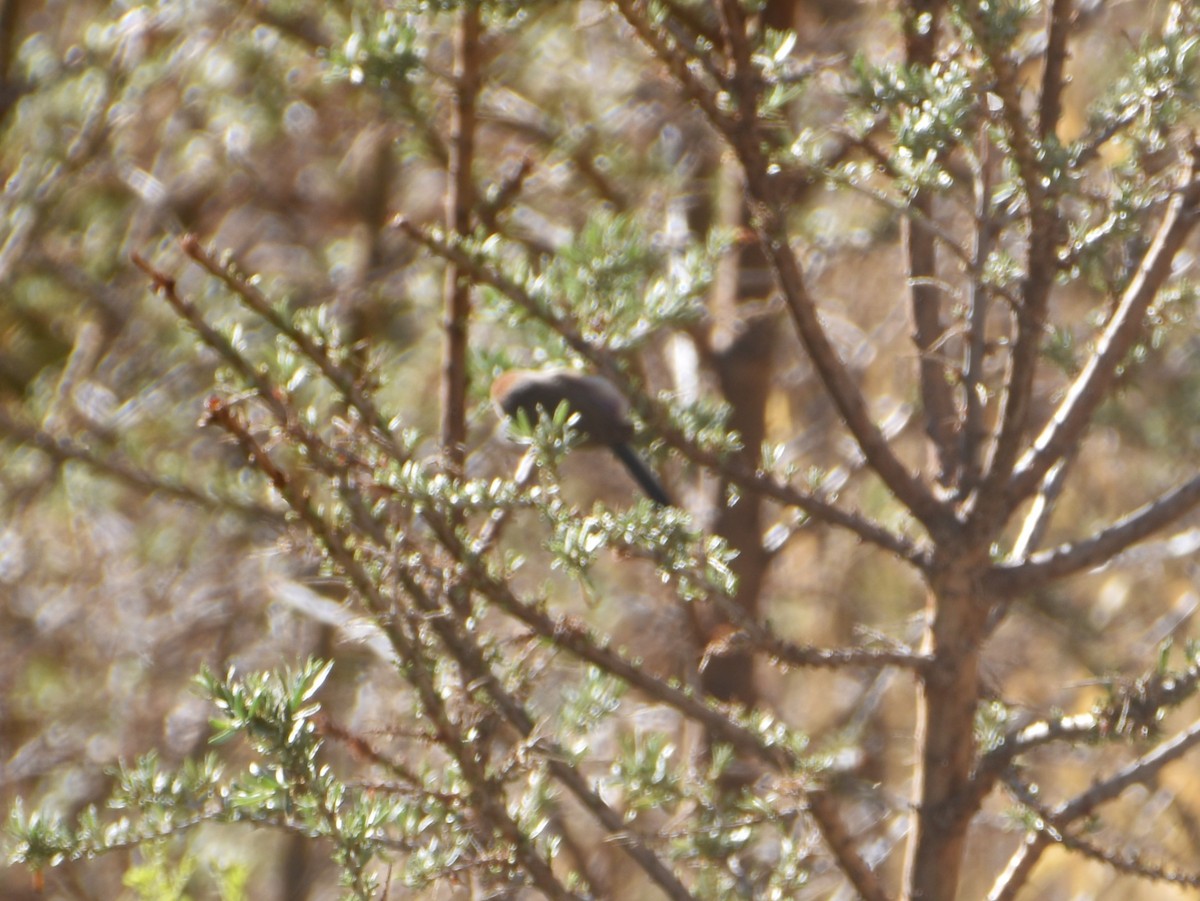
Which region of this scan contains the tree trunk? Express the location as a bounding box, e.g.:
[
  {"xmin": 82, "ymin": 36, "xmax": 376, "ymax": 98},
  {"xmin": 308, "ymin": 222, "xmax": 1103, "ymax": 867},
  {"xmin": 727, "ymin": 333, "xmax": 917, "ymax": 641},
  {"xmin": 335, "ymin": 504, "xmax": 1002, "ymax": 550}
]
[{"xmin": 904, "ymin": 555, "xmax": 991, "ymax": 899}]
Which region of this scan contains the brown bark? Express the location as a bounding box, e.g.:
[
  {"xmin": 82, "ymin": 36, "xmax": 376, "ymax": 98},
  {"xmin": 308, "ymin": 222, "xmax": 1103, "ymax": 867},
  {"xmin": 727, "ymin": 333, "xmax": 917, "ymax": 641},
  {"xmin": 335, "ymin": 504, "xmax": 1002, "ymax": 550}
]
[
  {"xmin": 440, "ymin": 6, "xmax": 481, "ymax": 470},
  {"xmin": 902, "ymin": 0, "xmax": 956, "ymax": 486},
  {"xmin": 903, "ymin": 554, "xmax": 991, "ymax": 900},
  {"xmin": 703, "ymin": 297, "xmax": 776, "ymax": 706}
]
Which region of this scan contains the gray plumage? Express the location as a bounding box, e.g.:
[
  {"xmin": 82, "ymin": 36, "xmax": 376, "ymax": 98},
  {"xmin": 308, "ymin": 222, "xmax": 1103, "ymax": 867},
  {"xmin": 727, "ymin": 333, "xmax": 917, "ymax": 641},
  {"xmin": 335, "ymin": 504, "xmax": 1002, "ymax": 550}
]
[{"xmin": 491, "ymin": 369, "xmax": 672, "ymax": 506}]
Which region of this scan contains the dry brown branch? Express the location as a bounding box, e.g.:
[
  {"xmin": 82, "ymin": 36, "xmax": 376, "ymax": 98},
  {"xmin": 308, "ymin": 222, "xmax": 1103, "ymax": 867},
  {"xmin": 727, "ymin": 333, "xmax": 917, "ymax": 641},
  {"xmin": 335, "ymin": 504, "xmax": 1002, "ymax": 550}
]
[
  {"xmin": 755, "ymin": 631, "xmax": 929, "ymax": 673},
  {"xmin": 132, "ymin": 251, "xmax": 388, "ymax": 544},
  {"xmin": 424, "ymin": 520, "xmax": 802, "ymax": 772},
  {"xmin": 387, "ymin": 545, "xmax": 698, "ymax": 901},
  {"xmin": 177, "ymin": 236, "xmax": 408, "ymax": 461},
  {"xmin": 478, "ymin": 108, "xmax": 629, "ymax": 211},
  {"xmin": 611, "ymin": 0, "xmax": 736, "ymax": 138},
  {"xmin": 131, "ymin": 252, "xmax": 287, "ymax": 411}
]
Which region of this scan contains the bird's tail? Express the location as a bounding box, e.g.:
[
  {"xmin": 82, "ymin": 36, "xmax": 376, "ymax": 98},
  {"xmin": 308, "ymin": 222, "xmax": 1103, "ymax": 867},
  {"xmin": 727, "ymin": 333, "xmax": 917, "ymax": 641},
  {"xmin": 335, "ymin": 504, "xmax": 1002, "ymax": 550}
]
[{"xmin": 611, "ymin": 443, "xmax": 673, "ymax": 507}]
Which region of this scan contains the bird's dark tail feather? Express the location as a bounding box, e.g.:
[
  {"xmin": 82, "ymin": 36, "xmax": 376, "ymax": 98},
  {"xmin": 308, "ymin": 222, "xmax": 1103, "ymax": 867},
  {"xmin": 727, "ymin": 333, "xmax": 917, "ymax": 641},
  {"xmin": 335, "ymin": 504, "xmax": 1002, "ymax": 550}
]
[{"xmin": 611, "ymin": 443, "xmax": 672, "ymax": 507}]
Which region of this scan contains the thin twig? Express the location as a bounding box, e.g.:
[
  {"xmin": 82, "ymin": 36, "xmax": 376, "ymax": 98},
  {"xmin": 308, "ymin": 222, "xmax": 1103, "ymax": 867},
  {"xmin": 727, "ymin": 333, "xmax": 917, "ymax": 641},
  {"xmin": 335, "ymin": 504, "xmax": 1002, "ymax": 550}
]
[
  {"xmin": 476, "ymin": 151, "xmax": 536, "ymax": 233},
  {"xmin": 441, "ymin": 536, "xmax": 802, "ymax": 771},
  {"xmin": 721, "ymin": 627, "xmax": 930, "ymax": 673},
  {"xmin": 964, "ymin": 713, "xmax": 1100, "ymax": 819},
  {"xmin": 132, "ymin": 251, "xmax": 385, "ymax": 542},
  {"xmin": 398, "ymin": 554, "xmax": 700, "ymax": 901},
  {"xmin": 837, "ymin": 132, "xmax": 980, "ymax": 274},
  {"xmin": 611, "ymin": 0, "xmax": 736, "ymax": 138},
  {"xmin": 479, "ymin": 109, "xmax": 628, "ymax": 210},
  {"xmin": 205, "ymin": 400, "xmax": 587, "ymax": 901},
  {"xmin": 471, "ymin": 447, "xmax": 538, "ymax": 555},
  {"xmin": 1007, "ymin": 450, "xmax": 1075, "ymax": 562}
]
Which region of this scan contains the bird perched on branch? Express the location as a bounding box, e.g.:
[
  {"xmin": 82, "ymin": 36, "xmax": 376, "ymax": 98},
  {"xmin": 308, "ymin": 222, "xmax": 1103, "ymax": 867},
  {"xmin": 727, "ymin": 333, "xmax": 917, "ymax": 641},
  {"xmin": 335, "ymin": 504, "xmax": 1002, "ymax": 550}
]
[{"xmin": 490, "ymin": 368, "xmax": 672, "ymax": 507}]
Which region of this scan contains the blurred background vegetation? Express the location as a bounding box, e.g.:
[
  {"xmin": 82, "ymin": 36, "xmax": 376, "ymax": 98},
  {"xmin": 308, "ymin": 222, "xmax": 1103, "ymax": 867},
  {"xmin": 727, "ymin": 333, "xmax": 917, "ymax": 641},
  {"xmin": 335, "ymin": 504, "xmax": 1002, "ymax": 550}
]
[{"xmin": 1, "ymin": 1, "xmax": 1198, "ymax": 899}]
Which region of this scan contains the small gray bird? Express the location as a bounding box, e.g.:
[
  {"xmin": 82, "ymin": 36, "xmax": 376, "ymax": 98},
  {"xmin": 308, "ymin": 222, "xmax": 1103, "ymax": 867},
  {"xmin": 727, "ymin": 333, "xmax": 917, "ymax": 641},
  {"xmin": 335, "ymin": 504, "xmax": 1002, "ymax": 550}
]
[{"xmin": 490, "ymin": 368, "xmax": 672, "ymax": 506}]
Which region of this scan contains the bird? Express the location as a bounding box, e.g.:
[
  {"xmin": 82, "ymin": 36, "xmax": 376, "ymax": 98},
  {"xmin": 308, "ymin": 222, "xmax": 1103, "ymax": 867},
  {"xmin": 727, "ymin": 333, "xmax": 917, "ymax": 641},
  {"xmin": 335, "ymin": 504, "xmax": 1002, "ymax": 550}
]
[{"xmin": 490, "ymin": 368, "xmax": 673, "ymax": 506}]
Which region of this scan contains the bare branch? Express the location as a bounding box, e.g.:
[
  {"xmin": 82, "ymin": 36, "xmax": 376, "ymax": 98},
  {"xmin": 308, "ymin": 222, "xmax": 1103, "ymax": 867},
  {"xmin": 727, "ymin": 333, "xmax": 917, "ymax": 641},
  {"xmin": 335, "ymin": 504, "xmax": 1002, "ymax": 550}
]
[
  {"xmin": 1008, "ymin": 450, "xmax": 1075, "ymax": 562},
  {"xmin": 1044, "ymin": 824, "xmax": 1200, "ymax": 889},
  {"xmin": 995, "ymin": 471, "xmax": 1200, "ymax": 593},
  {"xmin": 476, "ymin": 152, "xmax": 535, "ymax": 230},
  {"xmin": 743, "ymin": 169, "xmax": 949, "ymax": 530},
  {"xmin": 440, "ymin": 5, "xmax": 482, "ymax": 470},
  {"xmin": 963, "ymin": 713, "xmax": 1101, "ymax": 824},
  {"xmin": 991, "ymin": 719, "xmax": 1200, "ymax": 899},
  {"xmin": 908, "ymin": 199, "xmax": 957, "ymax": 485},
  {"xmin": 903, "ymin": 0, "xmax": 957, "ymax": 486},
  {"xmin": 1008, "ymin": 155, "xmax": 1200, "ymax": 502},
  {"xmin": 1037, "ymin": 0, "xmax": 1073, "ymax": 140},
  {"xmin": 752, "ymin": 630, "xmax": 929, "ymax": 673},
  {"xmin": 962, "ymin": 5, "xmax": 1063, "ymax": 530},
  {"xmin": 1060, "ymin": 723, "xmax": 1200, "ymax": 823},
  {"xmin": 959, "ymin": 127, "xmax": 996, "ymax": 495}
]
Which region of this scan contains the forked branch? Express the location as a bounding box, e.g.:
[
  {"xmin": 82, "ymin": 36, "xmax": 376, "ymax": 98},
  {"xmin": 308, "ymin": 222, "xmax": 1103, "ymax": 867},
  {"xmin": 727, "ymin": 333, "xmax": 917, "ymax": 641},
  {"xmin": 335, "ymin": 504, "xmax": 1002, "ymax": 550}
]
[{"xmin": 1009, "ymin": 153, "xmax": 1200, "ymax": 504}]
